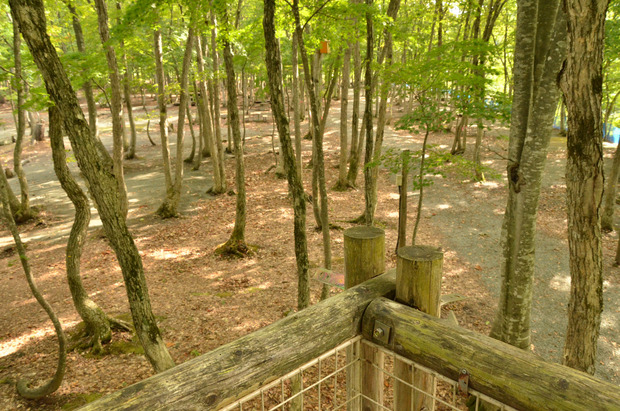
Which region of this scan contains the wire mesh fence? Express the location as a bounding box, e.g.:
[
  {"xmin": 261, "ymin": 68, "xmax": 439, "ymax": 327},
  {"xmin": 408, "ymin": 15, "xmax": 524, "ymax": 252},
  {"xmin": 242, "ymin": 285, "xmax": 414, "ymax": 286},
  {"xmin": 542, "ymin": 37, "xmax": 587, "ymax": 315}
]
[{"xmin": 221, "ymin": 336, "xmax": 516, "ymax": 411}]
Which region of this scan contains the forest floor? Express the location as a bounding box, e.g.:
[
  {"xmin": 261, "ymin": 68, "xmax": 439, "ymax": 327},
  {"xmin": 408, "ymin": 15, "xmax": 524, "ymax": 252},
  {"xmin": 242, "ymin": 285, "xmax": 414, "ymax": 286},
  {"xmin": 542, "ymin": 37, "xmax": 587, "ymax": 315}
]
[{"xmin": 0, "ymin": 95, "xmax": 619, "ymax": 410}]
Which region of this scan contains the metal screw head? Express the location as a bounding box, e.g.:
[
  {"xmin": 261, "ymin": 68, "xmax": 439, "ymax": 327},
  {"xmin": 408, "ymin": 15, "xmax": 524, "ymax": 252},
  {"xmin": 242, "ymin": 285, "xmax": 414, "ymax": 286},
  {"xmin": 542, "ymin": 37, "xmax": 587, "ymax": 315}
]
[{"xmin": 373, "ymin": 327, "xmax": 384, "ymax": 338}]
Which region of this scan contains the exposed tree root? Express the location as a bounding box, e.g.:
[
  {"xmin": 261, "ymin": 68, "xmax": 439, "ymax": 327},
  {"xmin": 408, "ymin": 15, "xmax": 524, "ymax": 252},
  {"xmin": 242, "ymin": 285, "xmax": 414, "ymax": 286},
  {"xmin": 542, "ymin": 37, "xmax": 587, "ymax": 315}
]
[
  {"xmin": 156, "ymin": 201, "xmax": 178, "ymax": 219},
  {"xmin": 214, "ymin": 239, "xmax": 252, "ymax": 259}
]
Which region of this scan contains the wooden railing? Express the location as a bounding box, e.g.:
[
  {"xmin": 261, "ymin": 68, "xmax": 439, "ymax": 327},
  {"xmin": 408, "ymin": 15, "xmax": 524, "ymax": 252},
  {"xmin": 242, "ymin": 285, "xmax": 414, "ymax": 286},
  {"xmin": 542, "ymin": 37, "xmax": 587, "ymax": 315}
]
[{"xmin": 81, "ymin": 227, "xmax": 620, "ymax": 410}]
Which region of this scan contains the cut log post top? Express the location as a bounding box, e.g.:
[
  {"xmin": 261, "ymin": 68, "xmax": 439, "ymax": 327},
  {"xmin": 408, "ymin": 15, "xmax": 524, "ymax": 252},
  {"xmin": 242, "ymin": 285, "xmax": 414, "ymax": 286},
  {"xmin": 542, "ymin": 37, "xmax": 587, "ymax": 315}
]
[{"xmin": 344, "ymin": 226, "xmax": 385, "ymax": 289}]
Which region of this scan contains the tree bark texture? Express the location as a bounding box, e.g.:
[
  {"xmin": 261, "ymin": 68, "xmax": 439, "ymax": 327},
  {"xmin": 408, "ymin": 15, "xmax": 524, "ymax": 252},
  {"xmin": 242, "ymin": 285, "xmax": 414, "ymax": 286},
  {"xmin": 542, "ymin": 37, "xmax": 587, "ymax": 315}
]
[
  {"xmin": 337, "ymin": 46, "xmax": 351, "ymax": 188},
  {"xmin": 195, "ymin": 36, "xmax": 222, "ymax": 190},
  {"xmin": 363, "ymin": 0, "xmax": 375, "ymax": 225},
  {"xmin": 264, "ymin": 0, "xmax": 310, "ymax": 309},
  {"xmin": 49, "ymin": 106, "xmax": 112, "ymax": 352},
  {"xmin": 210, "ymin": 20, "xmax": 227, "ymax": 190},
  {"xmin": 66, "ymin": 1, "xmax": 98, "ymax": 138},
  {"xmin": 157, "ymin": 28, "xmax": 194, "ymax": 218},
  {"xmin": 559, "ymin": 0, "xmax": 609, "ymax": 375},
  {"xmin": 10, "ymin": 0, "xmax": 175, "ymax": 372},
  {"xmin": 12, "ymin": 16, "xmax": 31, "ymax": 222},
  {"xmin": 0, "ymin": 160, "xmax": 66, "ymax": 400},
  {"xmin": 491, "ymin": 0, "xmax": 566, "ymax": 349},
  {"xmin": 293, "ymin": 2, "xmax": 332, "ymax": 278},
  {"xmin": 222, "ymin": 36, "xmax": 247, "ymax": 248},
  {"xmin": 94, "ymin": 0, "xmax": 128, "ymax": 219}
]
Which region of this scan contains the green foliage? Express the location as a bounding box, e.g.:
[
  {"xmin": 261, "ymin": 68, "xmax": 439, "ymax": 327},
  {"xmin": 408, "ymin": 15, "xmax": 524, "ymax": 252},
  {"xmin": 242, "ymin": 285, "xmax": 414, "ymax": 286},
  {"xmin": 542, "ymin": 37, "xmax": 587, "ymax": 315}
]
[{"xmin": 375, "ymin": 146, "xmax": 498, "ymax": 191}]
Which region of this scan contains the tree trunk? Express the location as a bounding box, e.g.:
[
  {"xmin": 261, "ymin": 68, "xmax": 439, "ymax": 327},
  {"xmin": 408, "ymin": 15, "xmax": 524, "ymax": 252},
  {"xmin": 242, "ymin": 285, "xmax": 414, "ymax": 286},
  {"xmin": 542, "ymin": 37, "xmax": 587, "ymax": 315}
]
[
  {"xmin": 157, "ymin": 28, "xmax": 194, "ymax": 218},
  {"xmin": 336, "ymin": 46, "xmax": 351, "ymax": 189},
  {"xmin": 123, "ymin": 60, "xmax": 138, "ymax": 159},
  {"xmin": 217, "ymin": 31, "xmax": 249, "ymax": 257},
  {"xmin": 362, "ymin": 0, "xmax": 375, "ymax": 226},
  {"xmin": 490, "ymin": 0, "xmax": 566, "ymax": 349},
  {"xmin": 66, "ymin": 1, "xmax": 98, "ymax": 138},
  {"xmin": 94, "ymin": 0, "xmax": 128, "ymax": 219},
  {"xmin": 210, "ymin": 21, "xmax": 227, "ymax": 190},
  {"xmin": 0, "ymin": 171, "xmax": 66, "ymax": 399},
  {"xmin": 292, "ymin": 33, "xmax": 302, "ymax": 178},
  {"xmin": 10, "ymin": 0, "xmax": 175, "ymax": 372},
  {"xmin": 293, "ymin": 2, "xmax": 332, "ymax": 292},
  {"xmin": 263, "ymin": 0, "xmax": 310, "ymax": 309},
  {"xmin": 601, "ymin": 140, "xmax": 620, "ymax": 232},
  {"xmin": 49, "ymin": 106, "xmax": 112, "ymax": 353},
  {"xmin": 346, "ymin": 35, "xmax": 362, "ymax": 187},
  {"xmin": 12, "ymin": 16, "xmax": 33, "ymax": 222},
  {"xmin": 369, "ymin": 0, "xmax": 400, "ymax": 221},
  {"xmin": 153, "ymin": 28, "xmax": 173, "ymax": 207},
  {"xmin": 559, "ymin": 0, "xmax": 609, "ymax": 375}
]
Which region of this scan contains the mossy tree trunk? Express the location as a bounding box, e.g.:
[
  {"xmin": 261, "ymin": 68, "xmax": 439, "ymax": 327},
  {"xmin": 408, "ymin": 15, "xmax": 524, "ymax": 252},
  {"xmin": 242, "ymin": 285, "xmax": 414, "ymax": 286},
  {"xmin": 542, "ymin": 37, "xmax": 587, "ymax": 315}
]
[
  {"xmin": 10, "ymin": 0, "xmax": 175, "ymax": 372},
  {"xmin": 217, "ymin": 27, "xmax": 249, "ymax": 257},
  {"xmin": 263, "ymin": 0, "xmax": 310, "ymax": 309},
  {"xmin": 49, "ymin": 106, "xmax": 112, "ymax": 353}
]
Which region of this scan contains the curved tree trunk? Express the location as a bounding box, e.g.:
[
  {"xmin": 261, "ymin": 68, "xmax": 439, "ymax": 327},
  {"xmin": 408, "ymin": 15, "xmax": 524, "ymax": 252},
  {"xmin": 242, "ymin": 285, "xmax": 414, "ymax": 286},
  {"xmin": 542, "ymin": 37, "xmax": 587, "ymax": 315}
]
[
  {"xmin": 10, "ymin": 0, "xmax": 175, "ymax": 372},
  {"xmin": 0, "ymin": 175, "xmax": 66, "ymax": 399},
  {"xmin": 263, "ymin": 0, "xmax": 310, "ymax": 309},
  {"xmin": 94, "ymin": 0, "xmax": 128, "ymax": 220},
  {"xmin": 559, "ymin": 0, "xmax": 609, "ymax": 375},
  {"xmin": 49, "ymin": 106, "xmax": 112, "ymax": 353}
]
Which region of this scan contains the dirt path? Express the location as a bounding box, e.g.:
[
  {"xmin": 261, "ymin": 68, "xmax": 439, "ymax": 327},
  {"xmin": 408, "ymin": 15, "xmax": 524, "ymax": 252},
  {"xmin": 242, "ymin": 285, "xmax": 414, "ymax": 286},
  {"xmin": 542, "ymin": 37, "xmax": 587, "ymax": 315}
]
[
  {"xmin": 379, "ymin": 125, "xmax": 620, "ymax": 383},
  {"xmin": 0, "ymin": 99, "xmax": 618, "ymax": 410}
]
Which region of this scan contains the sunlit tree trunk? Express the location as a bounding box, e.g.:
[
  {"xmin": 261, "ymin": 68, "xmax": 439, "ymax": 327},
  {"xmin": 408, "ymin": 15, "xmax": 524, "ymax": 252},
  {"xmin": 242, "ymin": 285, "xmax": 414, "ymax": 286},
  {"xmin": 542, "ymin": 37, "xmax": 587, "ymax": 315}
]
[
  {"xmin": 263, "ymin": 0, "xmax": 310, "ymax": 309},
  {"xmin": 12, "ymin": 16, "xmax": 33, "ymax": 222},
  {"xmin": 49, "ymin": 106, "xmax": 112, "ymax": 353},
  {"xmin": 490, "ymin": 0, "xmax": 565, "ymax": 349},
  {"xmin": 10, "ymin": 0, "xmax": 175, "ymax": 372},
  {"xmin": 292, "ymin": 0, "xmax": 332, "ymax": 293},
  {"xmin": 157, "ymin": 27, "xmax": 194, "ymax": 218},
  {"xmin": 559, "ymin": 0, "xmax": 609, "ymax": 375}
]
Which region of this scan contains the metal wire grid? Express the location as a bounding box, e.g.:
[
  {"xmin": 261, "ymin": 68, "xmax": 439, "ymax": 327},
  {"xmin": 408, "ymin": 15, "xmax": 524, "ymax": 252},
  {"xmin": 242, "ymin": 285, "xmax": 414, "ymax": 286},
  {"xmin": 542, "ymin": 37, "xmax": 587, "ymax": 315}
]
[
  {"xmin": 220, "ymin": 336, "xmax": 363, "ymax": 411},
  {"xmin": 358, "ymin": 339, "xmax": 518, "ymax": 411},
  {"xmin": 220, "ymin": 337, "xmax": 517, "ymax": 411}
]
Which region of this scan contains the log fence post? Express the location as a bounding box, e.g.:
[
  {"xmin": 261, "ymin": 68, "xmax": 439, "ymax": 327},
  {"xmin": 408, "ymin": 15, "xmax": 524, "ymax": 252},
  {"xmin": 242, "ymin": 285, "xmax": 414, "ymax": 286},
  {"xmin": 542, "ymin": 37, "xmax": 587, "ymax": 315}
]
[
  {"xmin": 394, "ymin": 245, "xmax": 443, "ymax": 411},
  {"xmin": 344, "ymin": 226, "xmax": 385, "ymax": 411}
]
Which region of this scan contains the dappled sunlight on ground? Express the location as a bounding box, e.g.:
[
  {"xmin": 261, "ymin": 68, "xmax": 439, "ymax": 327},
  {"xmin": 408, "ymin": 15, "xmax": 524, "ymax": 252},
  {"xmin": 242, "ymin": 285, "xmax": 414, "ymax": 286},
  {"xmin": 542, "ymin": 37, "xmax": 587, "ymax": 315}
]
[{"xmin": 0, "ymin": 319, "xmax": 79, "ymax": 359}]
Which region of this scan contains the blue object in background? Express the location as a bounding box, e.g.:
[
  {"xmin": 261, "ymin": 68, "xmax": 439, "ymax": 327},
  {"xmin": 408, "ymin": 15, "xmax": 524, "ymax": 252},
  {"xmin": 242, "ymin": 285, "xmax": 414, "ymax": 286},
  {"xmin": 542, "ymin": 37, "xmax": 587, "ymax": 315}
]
[{"xmin": 554, "ymin": 115, "xmax": 620, "ymax": 144}]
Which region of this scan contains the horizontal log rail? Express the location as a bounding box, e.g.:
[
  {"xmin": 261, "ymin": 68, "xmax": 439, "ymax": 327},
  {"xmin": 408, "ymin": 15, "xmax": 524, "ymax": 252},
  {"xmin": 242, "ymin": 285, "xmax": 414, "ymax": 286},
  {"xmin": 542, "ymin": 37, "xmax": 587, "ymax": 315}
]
[
  {"xmin": 80, "ymin": 271, "xmax": 396, "ymax": 410},
  {"xmin": 361, "ymin": 297, "xmax": 620, "ymax": 411}
]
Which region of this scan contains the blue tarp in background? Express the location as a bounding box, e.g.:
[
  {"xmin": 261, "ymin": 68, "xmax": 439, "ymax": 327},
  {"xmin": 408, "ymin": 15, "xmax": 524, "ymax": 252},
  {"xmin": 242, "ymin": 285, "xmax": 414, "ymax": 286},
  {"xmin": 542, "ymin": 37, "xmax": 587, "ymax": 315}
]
[{"xmin": 553, "ymin": 116, "xmax": 620, "ymax": 144}]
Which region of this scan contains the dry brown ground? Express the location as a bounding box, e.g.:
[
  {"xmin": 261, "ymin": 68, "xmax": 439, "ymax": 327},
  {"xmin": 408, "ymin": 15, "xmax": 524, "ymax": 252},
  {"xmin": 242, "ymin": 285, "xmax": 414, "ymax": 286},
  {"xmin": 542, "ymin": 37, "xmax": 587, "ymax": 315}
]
[{"xmin": 0, "ymin": 99, "xmax": 618, "ymax": 410}]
